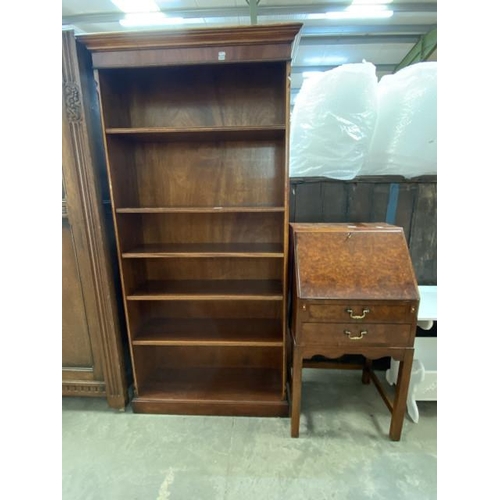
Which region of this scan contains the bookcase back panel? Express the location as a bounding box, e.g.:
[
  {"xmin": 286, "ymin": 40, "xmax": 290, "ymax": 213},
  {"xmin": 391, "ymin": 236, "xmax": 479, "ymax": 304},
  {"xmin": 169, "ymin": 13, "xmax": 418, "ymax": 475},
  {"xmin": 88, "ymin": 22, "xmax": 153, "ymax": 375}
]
[
  {"xmin": 127, "ymin": 301, "xmax": 281, "ymax": 323},
  {"xmin": 126, "ymin": 301, "xmax": 283, "ymax": 347},
  {"xmin": 135, "ymin": 345, "xmax": 282, "ymax": 370},
  {"xmin": 138, "ymin": 141, "xmax": 284, "ymax": 208},
  {"xmin": 106, "ymin": 139, "xmax": 285, "ymax": 208},
  {"xmin": 122, "ymin": 258, "xmax": 282, "ymax": 285},
  {"xmin": 97, "ymin": 72, "xmax": 132, "ymax": 128},
  {"xmin": 116, "ymin": 213, "xmax": 284, "ymax": 247},
  {"xmin": 106, "ymin": 138, "xmax": 139, "ymax": 208},
  {"xmin": 99, "ymin": 63, "xmax": 285, "ymax": 128},
  {"xmin": 132, "ymin": 345, "xmax": 283, "ymax": 399}
]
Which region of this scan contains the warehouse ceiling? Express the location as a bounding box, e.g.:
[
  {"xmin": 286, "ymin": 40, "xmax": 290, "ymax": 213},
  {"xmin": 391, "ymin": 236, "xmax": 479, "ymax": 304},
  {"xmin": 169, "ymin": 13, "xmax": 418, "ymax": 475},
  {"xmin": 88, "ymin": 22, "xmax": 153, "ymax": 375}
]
[{"xmin": 62, "ymin": 0, "xmax": 437, "ymax": 104}]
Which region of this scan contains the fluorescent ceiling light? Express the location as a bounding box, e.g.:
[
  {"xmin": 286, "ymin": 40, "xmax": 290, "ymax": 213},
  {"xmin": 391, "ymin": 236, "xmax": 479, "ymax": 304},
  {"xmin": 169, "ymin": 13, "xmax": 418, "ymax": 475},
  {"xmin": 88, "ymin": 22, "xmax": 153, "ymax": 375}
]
[
  {"xmin": 112, "ymin": 0, "xmax": 205, "ymax": 27},
  {"xmin": 307, "ymin": 5, "xmax": 393, "ymax": 20},
  {"xmin": 352, "ymin": 0, "xmax": 393, "ymax": 4},
  {"xmin": 111, "ymin": 0, "xmax": 160, "ymax": 13},
  {"xmin": 343, "ymin": 5, "xmax": 393, "ymax": 18},
  {"xmin": 119, "ymin": 13, "xmax": 204, "ymax": 27},
  {"xmin": 303, "ymin": 55, "xmax": 348, "ymax": 66},
  {"xmin": 120, "ymin": 13, "xmax": 178, "ymax": 27}
]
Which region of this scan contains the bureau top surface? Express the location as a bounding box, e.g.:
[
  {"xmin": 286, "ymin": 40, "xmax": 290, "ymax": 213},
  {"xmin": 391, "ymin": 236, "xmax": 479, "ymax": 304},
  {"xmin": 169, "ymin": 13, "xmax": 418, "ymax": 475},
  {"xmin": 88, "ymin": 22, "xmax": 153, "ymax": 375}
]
[{"xmin": 291, "ymin": 223, "xmax": 419, "ymax": 301}]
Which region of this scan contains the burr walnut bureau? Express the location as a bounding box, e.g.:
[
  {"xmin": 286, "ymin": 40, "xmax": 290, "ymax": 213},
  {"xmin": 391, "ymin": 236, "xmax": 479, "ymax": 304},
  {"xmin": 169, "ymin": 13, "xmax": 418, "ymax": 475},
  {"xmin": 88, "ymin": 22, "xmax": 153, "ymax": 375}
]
[{"xmin": 289, "ymin": 223, "xmax": 420, "ymax": 440}]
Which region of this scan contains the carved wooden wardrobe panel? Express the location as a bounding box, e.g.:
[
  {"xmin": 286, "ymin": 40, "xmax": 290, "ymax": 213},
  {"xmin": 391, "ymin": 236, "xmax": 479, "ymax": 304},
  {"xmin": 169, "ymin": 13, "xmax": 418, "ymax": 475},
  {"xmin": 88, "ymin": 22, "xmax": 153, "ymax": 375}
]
[{"xmin": 62, "ymin": 29, "xmax": 129, "ymax": 409}]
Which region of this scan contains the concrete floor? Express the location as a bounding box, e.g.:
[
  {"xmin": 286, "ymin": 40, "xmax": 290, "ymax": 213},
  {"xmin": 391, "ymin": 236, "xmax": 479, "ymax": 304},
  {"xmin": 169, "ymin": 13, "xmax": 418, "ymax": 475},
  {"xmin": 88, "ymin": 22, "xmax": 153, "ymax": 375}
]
[{"xmin": 62, "ymin": 369, "xmax": 437, "ymax": 500}]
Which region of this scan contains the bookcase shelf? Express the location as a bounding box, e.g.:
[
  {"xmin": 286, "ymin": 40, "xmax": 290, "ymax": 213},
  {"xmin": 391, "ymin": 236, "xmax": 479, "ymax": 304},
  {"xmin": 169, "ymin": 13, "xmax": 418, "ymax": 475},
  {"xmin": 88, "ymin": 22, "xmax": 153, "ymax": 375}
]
[
  {"xmin": 78, "ymin": 23, "xmax": 302, "ymax": 416},
  {"xmin": 134, "ymin": 366, "xmax": 286, "ymax": 416},
  {"xmin": 105, "ymin": 126, "xmax": 285, "ymax": 142},
  {"xmin": 127, "ymin": 279, "xmax": 284, "ymax": 301},
  {"xmin": 132, "ymin": 318, "xmax": 282, "ymax": 346},
  {"xmin": 115, "ymin": 207, "xmax": 285, "ymax": 214},
  {"xmin": 121, "ymin": 243, "xmax": 284, "ymax": 258}
]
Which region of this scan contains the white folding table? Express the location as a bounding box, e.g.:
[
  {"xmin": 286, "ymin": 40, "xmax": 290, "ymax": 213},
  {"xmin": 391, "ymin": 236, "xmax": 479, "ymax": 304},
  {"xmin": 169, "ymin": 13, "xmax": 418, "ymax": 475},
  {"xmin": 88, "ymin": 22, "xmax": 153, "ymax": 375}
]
[{"xmin": 386, "ymin": 285, "xmax": 437, "ymax": 423}]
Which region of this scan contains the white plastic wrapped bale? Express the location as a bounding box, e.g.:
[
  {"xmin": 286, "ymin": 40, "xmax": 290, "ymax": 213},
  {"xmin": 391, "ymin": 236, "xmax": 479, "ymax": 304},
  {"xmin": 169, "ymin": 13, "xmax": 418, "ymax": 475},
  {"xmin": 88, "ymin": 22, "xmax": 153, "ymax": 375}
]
[
  {"xmin": 361, "ymin": 62, "xmax": 437, "ymax": 178},
  {"xmin": 290, "ymin": 62, "xmax": 378, "ymax": 180}
]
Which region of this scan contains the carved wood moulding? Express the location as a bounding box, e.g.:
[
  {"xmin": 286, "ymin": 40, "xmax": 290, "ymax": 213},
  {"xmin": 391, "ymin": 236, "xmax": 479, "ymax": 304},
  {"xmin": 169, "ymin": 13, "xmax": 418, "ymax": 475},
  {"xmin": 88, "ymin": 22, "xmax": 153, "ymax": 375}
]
[
  {"xmin": 64, "ymin": 82, "xmax": 82, "ymax": 123},
  {"xmin": 62, "ymin": 382, "xmax": 106, "ymax": 395},
  {"xmin": 77, "ymin": 23, "xmax": 303, "ymax": 51}
]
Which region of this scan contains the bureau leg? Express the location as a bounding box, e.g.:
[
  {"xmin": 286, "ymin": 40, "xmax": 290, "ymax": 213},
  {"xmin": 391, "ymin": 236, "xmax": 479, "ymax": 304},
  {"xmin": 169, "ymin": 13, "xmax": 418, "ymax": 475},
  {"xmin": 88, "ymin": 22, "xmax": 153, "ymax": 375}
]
[
  {"xmin": 291, "ymin": 347, "xmax": 303, "ymax": 438},
  {"xmin": 362, "ymin": 358, "xmax": 372, "ymax": 384},
  {"xmin": 389, "ymin": 349, "xmax": 414, "ymax": 441}
]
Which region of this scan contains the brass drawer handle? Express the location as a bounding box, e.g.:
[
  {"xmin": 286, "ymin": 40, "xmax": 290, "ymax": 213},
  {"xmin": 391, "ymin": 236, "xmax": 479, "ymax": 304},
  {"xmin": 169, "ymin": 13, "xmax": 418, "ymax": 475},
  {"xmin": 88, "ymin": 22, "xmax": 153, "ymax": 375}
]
[
  {"xmin": 346, "ymin": 308, "xmax": 370, "ymax": 319},
  {"xmin": 344, "ymin": 329, "xmax": 368, "ymax": 340}
]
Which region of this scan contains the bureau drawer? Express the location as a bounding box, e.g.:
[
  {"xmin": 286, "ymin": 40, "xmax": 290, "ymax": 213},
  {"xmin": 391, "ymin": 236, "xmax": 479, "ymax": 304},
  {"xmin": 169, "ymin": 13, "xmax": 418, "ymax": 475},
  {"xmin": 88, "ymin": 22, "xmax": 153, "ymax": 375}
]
[
  {"xmin": 298, "ymin": 323, "xmax": 413, "ymax": 347},
  {"xmin": 301, "ymin": 303, "xmax": 414, "ymax": 323}
]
